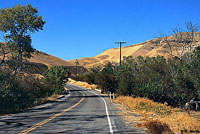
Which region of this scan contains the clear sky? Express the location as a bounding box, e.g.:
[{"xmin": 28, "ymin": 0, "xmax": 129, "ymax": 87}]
[{"xmin": 0, "ymin": 0, "xmax": 200, "ymax": 60}]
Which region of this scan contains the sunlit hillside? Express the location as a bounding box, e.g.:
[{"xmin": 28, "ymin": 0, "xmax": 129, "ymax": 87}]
[
  {"xmin": 68, "ymin": 32, "xmax": 200, "ymax": 69},
  {"xmin": 0, "ymin": 44, "xmax": 88, "ymax": 74},
  {"xmin": 30, "ymin": 50, "xmax": 75, "ymax": 67}
]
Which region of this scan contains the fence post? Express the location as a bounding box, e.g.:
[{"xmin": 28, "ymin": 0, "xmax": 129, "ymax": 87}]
[
  {"xmin": 185, "ymin": 98, "xmax": 200, "ymax": 111},
  {"xmin": 196, "ymin": 102, "xmax": 198, "ymax": 111}
]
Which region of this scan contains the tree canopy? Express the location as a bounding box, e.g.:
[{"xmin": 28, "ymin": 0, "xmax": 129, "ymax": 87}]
[{"xmin": 0, "ymin": 4, "xmax": 45, "ymax": 70}]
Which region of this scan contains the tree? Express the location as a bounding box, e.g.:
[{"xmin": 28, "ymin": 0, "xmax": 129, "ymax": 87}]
[
  {"xmin": 43, "ymin": 66, "xmax": 68, "ymax": 94},
  {"xmin": 0, "ymin": 4, "xmax": 45, "ymax": 70},
  {"xmin": 96, "ymin": 62, "xmax": 117, "ymax": 93},
  {"xmin": 156, "ymin": 21, "xmax": 199, "ymax": 62},
  {"xmin": 0, "ymin": 42, "xmax": 7, "ymax": 66},
  {"xmin": 116, "ymin": 56, "xmax": 136, "ymax": 96}
]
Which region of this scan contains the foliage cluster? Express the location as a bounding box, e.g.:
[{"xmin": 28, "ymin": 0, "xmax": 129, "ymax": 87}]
[
  {"xmin": 73, "ymin": 47, "xmax": 200, "ymax": 107},
  {"xmin": 0, "ymin": 4, "xmax": 67, "ymax": 114},
  {"xmin": 0, "ymin": 69, "xmax": 48, "ymax": 113},
  {"xmin": 0, "ymin": 65, "xmax": 67, "ymax": 114},
  {"xmin": 43, "ymin": 66, "xmax": 68, "ymax": 94},
  {"xmin": 0, "ymin": 4, "xmax": 45, "ymax": 71}
]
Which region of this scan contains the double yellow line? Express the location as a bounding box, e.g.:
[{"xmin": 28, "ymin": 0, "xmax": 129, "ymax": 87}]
[{"xmin": 18, "ymin": 93, "xmax": 85, "ymax": 134}]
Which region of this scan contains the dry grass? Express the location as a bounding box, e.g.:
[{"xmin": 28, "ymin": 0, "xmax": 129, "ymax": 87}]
[
  {"xmin": 46, "ymin": 93, "xmax": 60, "ymax": 101},
  {"xmin": 29, "ymin": 50, "xmax": 74, "ymax": 67},
  {"xmin": 115, "ymin": 96, "xmax": 200, "ymax": 134},
  {"xmin": 0, "ymin": 44, "xmax": 75, "ymax": 67},
  {"xmin": 32, "ymin": 93, "xmax": 60, "ymax": 107},
  {"xmin": 32, "ymin": 74, "xmax": 44, "ymax": 79},
  {"xmin": 67, "ymin": 33, "xmax": 200, "ymax": 69},
  {"xmin": 67, "ymin": 78, "xmax": 97, "ymax": 90},
  {"xmin": 67, "ymin": 43, "xmax": 144, "ymax": 68},
  {"xmin": 39, "ymin": 86, "xmax": 69, "ymax": 104}
]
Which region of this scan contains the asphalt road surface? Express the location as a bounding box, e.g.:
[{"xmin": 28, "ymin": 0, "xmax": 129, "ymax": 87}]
[{"xmin": 0, "ymin": 84, "xmax": 147, "ymax": 134}]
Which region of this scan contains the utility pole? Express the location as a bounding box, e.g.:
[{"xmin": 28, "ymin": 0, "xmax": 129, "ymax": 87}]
[
  {"xmin": 75, "ymin": 59, "xmax": 79, "ymax": 75},
  {"xmin": 115, "ymin": 42, "xmax": 126, "ymax": 66}
]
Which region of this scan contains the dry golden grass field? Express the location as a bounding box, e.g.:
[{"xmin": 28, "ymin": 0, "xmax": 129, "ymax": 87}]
[
  {"xmin": 67, "ymin": 78, "xmax": 97, "ymax": 90},
  {"xmin": 115, "ymin": 96, "xmax": 200, "ymax": 134},
  {"xmin": 29, "ymin": 50, "xmax": 75, "ymax": 67}
]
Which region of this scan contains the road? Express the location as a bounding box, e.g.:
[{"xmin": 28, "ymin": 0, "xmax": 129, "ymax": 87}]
[{"xmin": 0, "ymin": 84, "xmax": 146, "ymax": 134}]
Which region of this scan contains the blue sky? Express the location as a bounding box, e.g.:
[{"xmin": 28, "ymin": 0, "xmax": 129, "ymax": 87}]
[{"xmin": 0, "ymin": 0, "xmax": 200, "ymax": 60}]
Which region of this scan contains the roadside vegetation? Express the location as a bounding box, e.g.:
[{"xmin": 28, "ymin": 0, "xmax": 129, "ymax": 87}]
[
  {"xmin": 0, "ymin": 4, "xmax": 68, "ymax": 114},
  {"xmin": 72, "ymin": 23, "xmax": 200, "ymax": 133},
  {"xmin": 116, "ymin": 96, "xmax": 200, "ymax": 134},
  {"xmin": 0, "ymin": 65, "xmax": 68, "ymax": 114},
  {"xmin": 72, "ymin": 22, "xmax": 200, "ymax": 108},
  {"xmin": 72, "ymin": 47, "xmax": 200, "ymax": 108},
  {"xmin": 73, "ymin": 47, "xmax": 200, "ymax": 133}
]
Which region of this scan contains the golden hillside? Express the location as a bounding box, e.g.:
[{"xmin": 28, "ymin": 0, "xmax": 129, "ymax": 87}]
[
  {"xmin": 0, "ymin": 44, "xmax": 75, "ymax": 67},
  {"xmin": 30, "ymin": 50, "xmax": 75, "ymax": 67},
  {"xmin": 0, "ymin": 44, "xmax": 88, "ymax": 74},
  {"xmin": 67, "ymin": 33, "xmax": 200, "ymax": 69},
  {"xmin": 29, "ymin": 50, "xmax": 89, "ymax": 74}
]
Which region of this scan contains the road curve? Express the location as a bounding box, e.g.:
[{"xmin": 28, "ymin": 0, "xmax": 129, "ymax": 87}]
[{"xmin": 0, "ymin": 84, "xmax": 146, "ymax": 134}]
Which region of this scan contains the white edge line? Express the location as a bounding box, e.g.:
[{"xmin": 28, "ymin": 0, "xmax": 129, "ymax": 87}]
[
  {"xmin": 66, "ymin": 90, "xmax": 71, "ymax": 98},
  {"xmin": 64, "ymin": 87, "xmax": 71, "ymax": 98},
  {"xmin": 94, "ymin": 89, "xmax": 101, "ymax": 92},
  {"xmin": 90, "ymin": 91, "xmax": 114, "ymax": 134}
]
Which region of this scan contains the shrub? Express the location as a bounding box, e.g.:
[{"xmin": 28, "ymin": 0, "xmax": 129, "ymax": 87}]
[
  {"xmin": 96, "ymin": 62, "xmax": 117, "ymax": 93},
  {"xmin": 0, "ymin": 69, "xmax": 48, "ymax": 114},
  {"xmin": 144, "ymin": 120, "xmax": 173, "ymax": 134},
  {"xmin": 71, "ymin": 47, "xmax": 200, "ymax": 107},
  {"xmin": 43, "ymin": 66, "xmax": 68, "ymax": 94}
]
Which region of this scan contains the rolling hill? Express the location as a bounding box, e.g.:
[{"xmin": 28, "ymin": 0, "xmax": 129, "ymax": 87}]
[
  {"xmin": 29, "ymin": 50, "xmax": 88, "ymax": 74},
  {"xmin": 1, "ymin": 32, "xmax": 200, "ymax": 71},
  {"xmin": 30, "ymin": 50, "xmax": 75, "ymax": 67},
  {"xmin": 67, "ymin": 32, "xmax": 200, "ymax": 69},
  {"xmin": 0, "ymin": 44, "xmax": 88, "ymax": 74}
]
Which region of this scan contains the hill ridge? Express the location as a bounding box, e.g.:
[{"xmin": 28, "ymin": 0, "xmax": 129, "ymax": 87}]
[{"xmin": 67, "ymin": 32, "xmax": 200, "ymax": 69}]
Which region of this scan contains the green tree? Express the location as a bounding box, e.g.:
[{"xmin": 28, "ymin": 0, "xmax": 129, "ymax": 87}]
[
  {"xmin": 116, "ymin": 56, "xmax": 136, "ymax": 96},
  {"xmin": 43, "ymin": 66, "xmax": 68, "ymax": 94},
  {"xmin": 0, "ymin": 68, "xmax": 49, "ymax": 114},
  {"xmin": 96, "ymin": 62, "xmax": 117, "ymax": 93},
  {"xmin": 0, "ymin": 4, "xmax": 45, "ymax": 70}
]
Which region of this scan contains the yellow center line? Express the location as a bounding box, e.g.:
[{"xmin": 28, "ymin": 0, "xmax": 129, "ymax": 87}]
[{"xmin": 18, "ymin": 92, "xmax": 85, "ymax": 134}]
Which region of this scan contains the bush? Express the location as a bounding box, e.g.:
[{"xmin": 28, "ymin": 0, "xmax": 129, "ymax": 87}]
[
  {"xmin": 43, "ymin": 66, "xmax": 68, "ymax": 94},
  {"xmin": 0, "ymin": 65, "xmax": 68, "ymax": 114},
  {"xmin": 144, "ymin": 120, "xmax": 173, "ymax": 134},
  {"xmin": 115, "ymin": 54, "xmax": 200, "ymax": 107},
  {"xmin": 96, "ymin": 62, "xmax": 117, "ymax": 93},
  {"xmin": 0, "ymin": 69, "xmax": 48, "ymax": 114},
  {"xmin": 71, "ymin": 47, "xmax": 200, "ymax": 108}
]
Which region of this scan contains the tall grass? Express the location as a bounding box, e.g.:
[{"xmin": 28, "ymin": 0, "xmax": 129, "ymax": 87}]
[
  {"xmin": 115, "ymin": 96, "xmax": 200, "ymax": 134},
  {"xmin": 67, "ymin": 78, "xmax": 97, "ymax": 90}
]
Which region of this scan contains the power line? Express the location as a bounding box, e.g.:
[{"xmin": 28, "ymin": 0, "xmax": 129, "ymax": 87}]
[
  {"xmin": 123, "ymin": 0, "xmax": 144, "ymax": 41},
  {"xmin": 115, "ymin": 0, "xmax": 133, "ymax": 42},
  {"xmin": 75, "ymin": 59, "xmax": 79, "ymax": 75},
  {"xmin": 123, "ymin": 0, "xmax": 154, "ymax": 42}
]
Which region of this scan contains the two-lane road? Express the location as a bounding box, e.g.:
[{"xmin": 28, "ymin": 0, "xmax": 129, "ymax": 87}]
[{"xmin": 0, "ymin": 84, "xmax": 146, "ymax": 134}]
